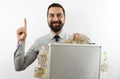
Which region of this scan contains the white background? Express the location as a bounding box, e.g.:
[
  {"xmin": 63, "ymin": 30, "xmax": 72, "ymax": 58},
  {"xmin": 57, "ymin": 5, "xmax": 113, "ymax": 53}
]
[{"xmin": 0, "ymin": 0, "xmax": 120, "ymax": 79}]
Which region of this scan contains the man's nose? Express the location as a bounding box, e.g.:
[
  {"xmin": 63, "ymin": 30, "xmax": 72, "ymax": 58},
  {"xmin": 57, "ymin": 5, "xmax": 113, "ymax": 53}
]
[{"xmin": 53, "ymin": 15, "xmax": 59, "ymax": 21}]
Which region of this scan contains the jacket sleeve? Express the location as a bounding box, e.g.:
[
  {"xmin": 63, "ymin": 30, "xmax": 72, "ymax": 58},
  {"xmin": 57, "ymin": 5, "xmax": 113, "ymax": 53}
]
[{"xmin": 14, "ymin": 41, "xmax": 39, "ymax": 71}]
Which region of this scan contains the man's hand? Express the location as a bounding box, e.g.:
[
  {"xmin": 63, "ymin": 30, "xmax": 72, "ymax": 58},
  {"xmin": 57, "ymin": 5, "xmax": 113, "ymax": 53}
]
[{"xmin": 16, "ymin": 18, "xmax": 27, "ymax": 42}]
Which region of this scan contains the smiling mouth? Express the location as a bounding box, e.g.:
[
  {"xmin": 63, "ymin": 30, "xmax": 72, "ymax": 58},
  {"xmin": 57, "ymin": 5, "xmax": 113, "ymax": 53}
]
[{"xmin": 53, "ymin": 23, "xmax": 59, "ymax": 26}]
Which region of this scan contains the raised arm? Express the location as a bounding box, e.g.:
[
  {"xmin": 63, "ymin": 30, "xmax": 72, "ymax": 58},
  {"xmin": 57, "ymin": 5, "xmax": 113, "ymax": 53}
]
[{"xmin": 14, "ymin": 18, "xmax": 38, "ymax": 71}]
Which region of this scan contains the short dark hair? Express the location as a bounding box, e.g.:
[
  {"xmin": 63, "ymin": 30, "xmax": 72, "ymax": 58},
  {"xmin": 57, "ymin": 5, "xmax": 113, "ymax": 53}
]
[{"xmin": 47, "ymin": 3, "xmax": 65, "ymax": 16}]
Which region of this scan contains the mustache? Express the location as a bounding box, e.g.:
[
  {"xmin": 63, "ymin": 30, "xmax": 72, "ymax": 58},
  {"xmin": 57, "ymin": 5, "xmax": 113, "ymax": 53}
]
[{"xmin": 51, "ymin": 21, "xmax": 61, "ymax": 24}]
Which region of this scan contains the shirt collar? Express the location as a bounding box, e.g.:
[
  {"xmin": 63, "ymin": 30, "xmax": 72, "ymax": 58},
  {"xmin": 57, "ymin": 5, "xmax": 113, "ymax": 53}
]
[{"xmin": 49, "ymin": 30, "xmax": 65, "ymax": 40}]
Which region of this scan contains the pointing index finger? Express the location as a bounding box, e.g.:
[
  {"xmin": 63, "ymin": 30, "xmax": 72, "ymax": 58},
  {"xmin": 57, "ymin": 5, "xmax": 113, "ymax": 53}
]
[{"xmin": 24, "ymin": 18, "xmax": 27, "ymax": 31}]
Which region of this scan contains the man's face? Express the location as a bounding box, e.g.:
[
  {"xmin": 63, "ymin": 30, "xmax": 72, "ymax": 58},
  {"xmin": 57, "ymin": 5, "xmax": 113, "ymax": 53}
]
[{"xmin": 47, "ymin": 7, "xmax": 65, "ymax": 33}]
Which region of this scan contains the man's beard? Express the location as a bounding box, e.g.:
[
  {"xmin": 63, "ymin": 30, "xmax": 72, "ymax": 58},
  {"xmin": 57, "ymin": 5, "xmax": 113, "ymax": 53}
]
[{"xmin": 49, "ymin": 21, "xmax": 64, "ymax": 33}]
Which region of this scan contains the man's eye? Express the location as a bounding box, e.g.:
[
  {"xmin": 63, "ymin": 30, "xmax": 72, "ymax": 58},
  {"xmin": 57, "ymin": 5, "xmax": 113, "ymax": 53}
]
[
  {"xmin": 57, "ymin": 14, "xmax": 62, "ymax": 17},
  {"xmin": 49, "ymin": 14, "xmax": 54, "ymax": 17}
]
